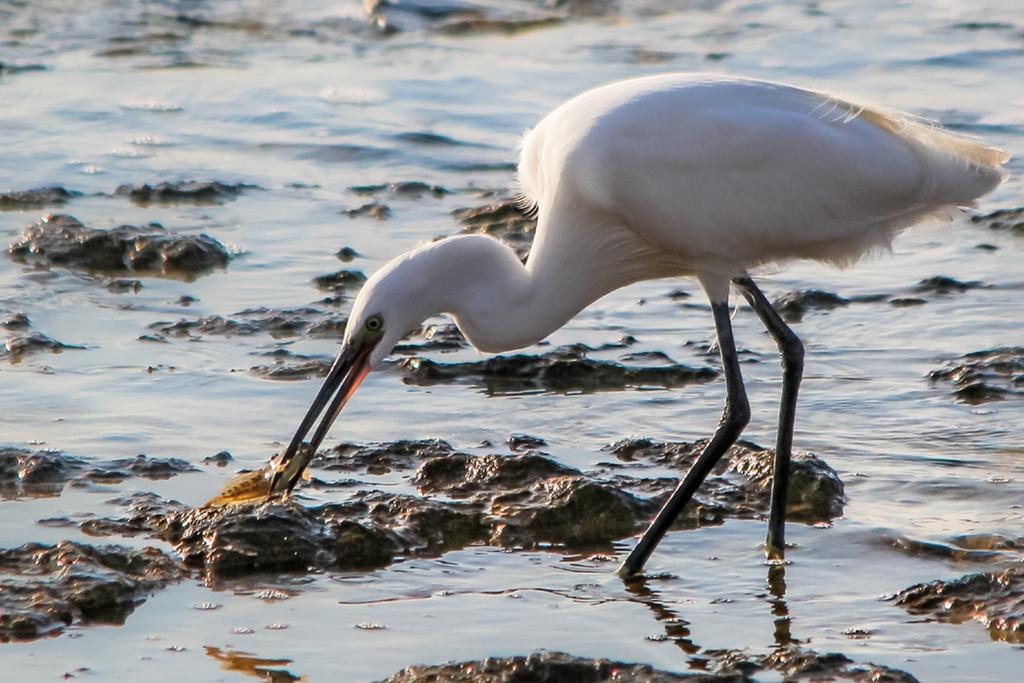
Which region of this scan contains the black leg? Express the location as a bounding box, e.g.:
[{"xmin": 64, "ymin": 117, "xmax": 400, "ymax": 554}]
[
  {"xmin": 619, "ymin": 299, "xmax": 751, "ymax": 579},
  {"xmin": 732, "ymin": 276, "xmax": 804, "ymax": 559}
]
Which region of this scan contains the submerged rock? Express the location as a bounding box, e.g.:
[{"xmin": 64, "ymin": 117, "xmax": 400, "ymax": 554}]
[
  {"xmin": 454, "ymin": 198, "xmax": 536, "ymax": 259},
  {"xmin": 929, "ymin": 347, "xmax": 1024, "ymax": 403},
  {"xmin": 312, "ymin": 269, "xmax": 368, "ymax": 292},
  {"xmin": 115, "ymin": 181, "xmax": 254, "ymax": 204},
  {"xmin": 914, "ymin": 275, "xmax": 984, "ymax": 294},
  {"xmin": 1, "ymin": 312, "xmax": 31, "ymax": 330},
  {"xmin": 772, "ymin": 289, "xmax": 850, "ymax": 323},
  {"xmin": 971, "ymin": 207, "xmax": 1024, "ymax": 234},
  {"xmin": 8, "ymin": 214, "xmax": 231, "ymax": 277},
  {"xmin": 364, "ymin": 0, "xmax": 569, "ymax": 36},
  {"xmin": 398, "ymin": 346, "xmax": 717, "ymax": 394},
  {"xmin": 1, "ymin": 331, "xmax": 83, "ymax": 361},
  {"xmin": 894, "ymin": 565, "xmax": 1024, "ymax": 643},
  {"xmin": 392, "ymin": 322, "xmax": 467, "ymax": 354},
  {"xmin": 0, "ymin": 541, "xmax": 182, "ymax": 642},
  {"xmin": 343, "ymin": 201, "xmax": 391, "ymax": 220},
  {"xmin": 0, "ymin": 186, "xmax": 78, "ymax": 209},
  {"xmin": 349, "ymin": 181, "xmax": 451, "ymax": 197}
]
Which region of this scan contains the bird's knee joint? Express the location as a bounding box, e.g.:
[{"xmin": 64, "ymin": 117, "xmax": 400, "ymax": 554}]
[
  {"xmin": 727, "ymin": 400, "xmax": 752, "ymax": 432},
  {"xmin": 781, "ymin": 337, "xmax": 804, "ymax": 371}
]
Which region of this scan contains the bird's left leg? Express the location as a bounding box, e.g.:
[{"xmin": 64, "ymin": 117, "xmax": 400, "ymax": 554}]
[
  {"xmin": 732, "ymin": 276, "xmax": 804, "ymax": 560},
  {"xmin": 619, "ymin": 296, "xmax": 750, "ymax": 579}
]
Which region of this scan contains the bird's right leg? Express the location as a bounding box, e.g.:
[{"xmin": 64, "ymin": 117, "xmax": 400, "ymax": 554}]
[
  {"xmin": 618, "ymin": 298, "xmax": 751, "ymax": 579},
  {"xmin": 732, "ymin": 276, "xmax": 804, "ymax": 560}
]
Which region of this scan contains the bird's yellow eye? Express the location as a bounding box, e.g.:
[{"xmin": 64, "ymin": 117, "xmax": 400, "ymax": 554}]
[{"xmin": 365, "ymin": 315, "xmax": 382, "ymax": 332}]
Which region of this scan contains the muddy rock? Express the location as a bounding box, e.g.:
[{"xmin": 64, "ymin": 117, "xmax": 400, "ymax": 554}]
[
  {"xmin": 8, "ymin": 214, "xmax": 231, "ymax": 277},
  {"xmin": 755, "ymin": 646, "xmax": 918, "ymax": 682},
  {"xmin": 336, "ymin": 246, "xmax": 359, "ymax": 261},
  {"xmin": 972, "ymin": 207, "xmax": 1024, "ymax": 234},
  {"xmin": 106, "ymin": 278, "xmax": 143, "ymax": 293},
  {"xmin": 365, "ymin": 0, "xmax": 568, "ymax": 36},
  {"xmin": 454, "ymin": 197, "xmax": 536, "ymax": 259},
  {"xmin": 115, "ymin": 180, "xmax": 255, "ymax": 204},
  {"xmin": 0, "ymin": 186, "xmax": 78, "ymax": 209},
  {"xmin": 929, "ymin": 347, "xmax": 1024, "ymax": 403},
  {"xmin": 378, "ymin": 651, "xmax": 721, "ymax": 683},
  {"xmin": 772, "ymin": 289, "xmax": 850, "ymax": 323},
  {"xmin": 250, "ymin": 353, "xmax": 332, "ymax": 381},
  {"xmin": 350, "ymin": 181, "xmax": 451, "ymax": 197},
  {"xmin": 0, "ymin": 541, "xmax": 182, "ymax": 642},
  {"xmin": 398, "ymin": 346, "xmax": 717, "ymax": 394},
  {"xmin": 1, "ymin": 331, "xmax": 83, "ymax": 360},
  {"xmin": 392, "ymin": 322, "xmax": 467, "ymax": 354},
  {"xmin": 607, "ymin": 438, "xmax": 845, "ymax": 524},
  {"xmin": 894, "ymin": 565, "xmax": 1024, "ymax": 643}
]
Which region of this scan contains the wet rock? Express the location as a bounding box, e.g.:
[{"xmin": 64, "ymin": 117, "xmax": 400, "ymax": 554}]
[
  {"xmin": 365, "ymin": 0, "xmax": 568, "ymax": 35},
  {"xmin": 336, "ymin": 246, "xmax": 359, "ymax": 262},
  {"xmin": 0, "ymin": 447, "xmax": 196, "ymax": 499},
  {"xmin": 881, "ymin": 533, "xmax": 1020, "ymax": 563},
  {"xmin": 398, "ymin": 346, "xmax": 717, "ymax": 394},
  {"xmin": 148, "ymin": 307, "xmax": 345, "ymax": 340},
  {"xmin": 160, "ymin": 503, "xmax": 397, "ymax": 578},
  {"xmin": 106, "ymin": 278, "xmax": 142, "ymax": 293},
  {"xmin": 392, "ymin": 322, "xmax": 467, "ymax": 354},
  {"xmin": 378, "ymin": 651, "xmax": 716, "ymax": 682},
  {"xmin": 349, "ymin": 181, "xmax": 450, "ymax": 197},
  {"xmin": 1, "ymin": 312, "xmax": 31, "ymax": 330},
  {"xmin": 343, "ymin": 201, "xmax": 391, "ymax": 220},
  {"xmin": 0, "ymin": 541, "xmax": 182, "ymax": 642},
  {"xmin": 508, "ymin": 434, "xmax": 546, "ymax": 452},
  {"xmin": 312, "ymin": 269, "xmax": 368, "ymax": 292},
  {"xmin": 115, "ymin": 181, "xmax": 254, "ymax": 204},
  {"xmin": 8, "ymin": 214, "xmax": 231, "ymax": 277},
  {"xmin": 894, "ymin": 565, "xmax": 1024, "ymax": 643},
  {"xmin": 929, "ymin": 347, "xmax": 1024, "ymax": 403},
  {"xmin": 772, "ymin": 290, "xmax": 849, "ymax": 323},
  {"xmin": 889, "ymin": 297, "xmax": 926, "ymax": 307},
  {"xmin": 0, "ymin": 331, "xmax": 83, "ymax": 361},
  {"xmin": 204, "ymin": 451, "xmax": 234, "ymax": 467},
  {"xmin": 756, "ymin": 646, "xmax": 919, "ymax": 682},
  {"xmin": 914, "ymin": 275, "xmax": 984, "ymax": 294},
  {"xmin": 317, "ymin": 439, "xmax": 458, "ymax": 475},
  {"xmin": 250, "ymin": 354, "xmax": 332, "ymax": 381},
  {"xmin": 454, "ymin": 198, "xmax": 536, "ymax": 259},
  {"xmin": 607, "ymin": 438, "xmax": 845, "ymax": 525},
  {"xmin": 972, "ymin": 207, "xmax": 1024, "ymax": 234},
  {"xmin": 0, "ymin": 186, "xmax": 78, "ymax": 209}
]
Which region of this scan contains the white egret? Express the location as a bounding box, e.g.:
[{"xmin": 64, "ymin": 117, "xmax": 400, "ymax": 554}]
[{"xmin": 269, "ymin": 73, "xmax": 1008, "ymax": 578}]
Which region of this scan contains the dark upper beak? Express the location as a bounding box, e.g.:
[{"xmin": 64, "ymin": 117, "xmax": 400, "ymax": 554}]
[{"xmin": 267, "ymin": 340, "xmax": 374, "ymax": 497}]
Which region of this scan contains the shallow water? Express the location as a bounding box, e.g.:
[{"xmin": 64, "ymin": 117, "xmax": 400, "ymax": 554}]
[{"xmin": 2, "ymin": 0, "xmax": 1023, "ymax": 680}]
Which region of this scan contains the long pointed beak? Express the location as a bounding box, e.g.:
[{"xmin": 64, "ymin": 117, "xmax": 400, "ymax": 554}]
[{"xmin": 268, "ymin": 341, "xmax": 374, "ymax": 497}]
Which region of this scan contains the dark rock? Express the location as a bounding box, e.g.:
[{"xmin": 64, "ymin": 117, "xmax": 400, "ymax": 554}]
[
  {"xmin": 1, "ymin": 332, "xmax": 83, "ymax": 361},
  {"xmin": 343, "ymin": 201, "xmax": 391, "ymax": 220},
  {"xmin": 1, "ymin": 312, "xmax": 31, "ymax": 329},
  {"xmin": 0, "ymin": 186, "xmax": 78, "ymax": 209},
  {"xmin": 203, "ymin": 451, "xmax": 234, "ymax": 467},
  {"xmin": 971, "ymin": 207, "xmax": 1024, "ymax": 234},
  {"xmin": 915, "ymin": 276, "xmax": 984, "ymax": 294},
  {"xmin": 106, "ymin": 278, "xmax": 143, "ymax": 293},
  {"xmin": 393, "ymin": 322, "xmax": 467, "ymax": 354},
  {"xmin": 929, "ymin": 347, "xmax": 1024, "ymax": 403},
  {"xmin": 757, "ymin": 647, "xmax": 919, "ymax": 682},
  {"xmin": 606, "ymin": 438, "xmax": 845, "ymax": 525},
  {"xmin": 336, "ymin": 246, "xmax": 359, "ymax": 262},
  {"xmin": 349, "ymin": 181, "xmax": 450, "ymax": 197},
  {"xmin": 149, "ymin": 307, "xmax": 345, "ymax": 340},
  {"xmin": 507, "ymin": 434, "xmax": 546, "ymax": 452},
  {"xmin": 115, "ymin": 181, "xmax": 254, "ymax": 204},
  {"xmin": 0, "ymin": 541, "xmax": 182, "ymax": 642},
  {"xmin": 0, "ymin": 447, "xmax": 195, "ymax": 499},
  {"xmin": 317, "ymin": 439, "xmax": 458, "ymax": 475},
  {"xmin": 251, "ymin": 355, "xmax": 332, "ymax": 381},
  {"xmin": 889, "ymin": 297, "xmax": 926, "ymax": 307},
  {"xmin": 453, "ymin": 198, "xmax": 536, "ymax": 260},
  {"xmin": 312, "ymin": 269, "xmax": 368, "ymax": 292},
  {"xmin": 894, "ymin": 565, "xmax": 1024, "ymax": 643},
  {"xmin": 772, "ymin": 290, "xmax": 850, "ymax": 323},
  {"xmin": 8, "ymin": 214, "xmax": 230, "ymax": 277},
  {"xmin": 881, "ymin": 533, "xmax": 1020, "ymax": 563},
  {"xmin": 398, "ymin": 346, "xmax": 717, "ymax": 394},
  {"xmin": 378, "ymin": 651, "xmax": 717, "ymax": 682}
]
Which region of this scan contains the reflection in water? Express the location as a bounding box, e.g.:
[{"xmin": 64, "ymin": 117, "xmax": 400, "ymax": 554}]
[
  {"xmin": 204, "ymin": 646, "xmax": 306, "ymax": 682},
  {"xmin": 766, "ymin": 563, "xmax": 797, "ymax": 648},
  {"xmin": 622, "ymin": 575, "xmax": 701, "ymax": 658}
]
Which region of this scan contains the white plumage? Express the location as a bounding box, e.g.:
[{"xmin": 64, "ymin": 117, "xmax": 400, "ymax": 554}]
[{"xmin": 274, "ymin": 73, "xmax": 1008, "ymax": 575}]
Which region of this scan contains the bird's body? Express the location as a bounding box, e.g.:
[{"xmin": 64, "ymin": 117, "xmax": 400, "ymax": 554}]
[{"xmin": 271, "ymin": 73, "xmax": 1008, "ymax": 577}]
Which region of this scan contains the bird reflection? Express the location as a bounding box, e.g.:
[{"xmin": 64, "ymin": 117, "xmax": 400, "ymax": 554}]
[
  {"xmin": 766, "ymin": 563, "xmax": 796, "ymax": 647},
  {"xmin": 204, "ymin": 645, "xmax": 306, "ymax": 682}
]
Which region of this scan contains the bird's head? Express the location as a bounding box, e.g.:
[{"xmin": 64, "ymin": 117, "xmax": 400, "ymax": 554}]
[{"xmin": 268, "ymin": 241, "xmax": 461, "ymax": 494}]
